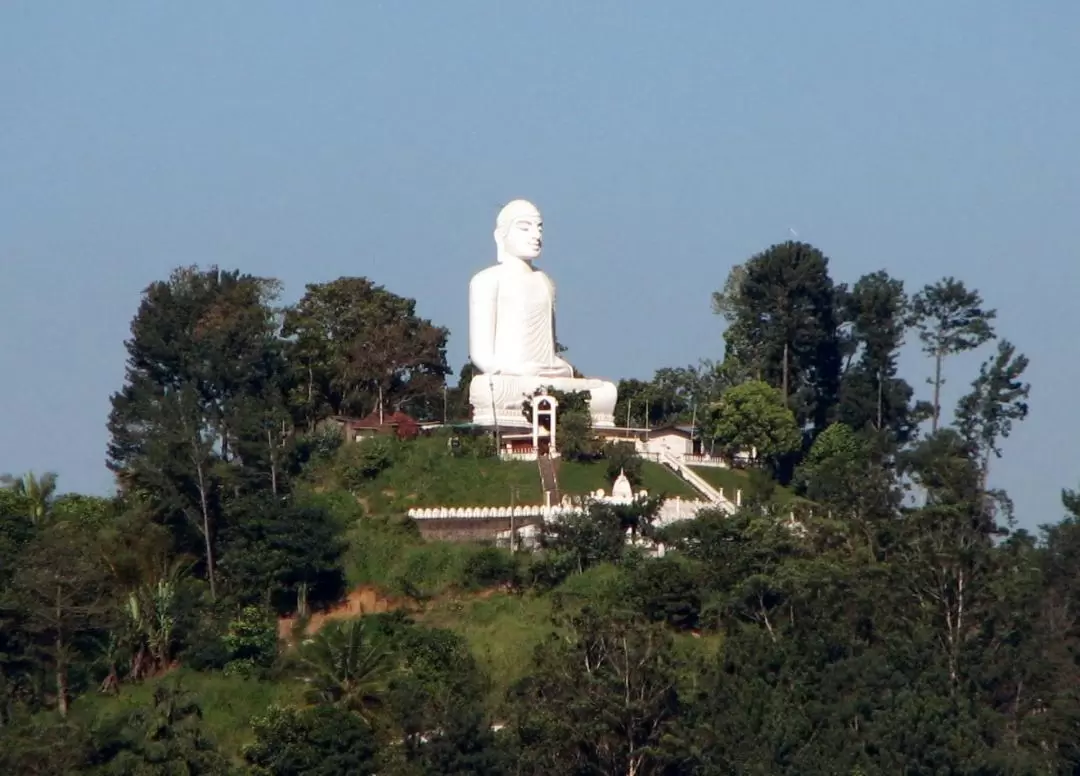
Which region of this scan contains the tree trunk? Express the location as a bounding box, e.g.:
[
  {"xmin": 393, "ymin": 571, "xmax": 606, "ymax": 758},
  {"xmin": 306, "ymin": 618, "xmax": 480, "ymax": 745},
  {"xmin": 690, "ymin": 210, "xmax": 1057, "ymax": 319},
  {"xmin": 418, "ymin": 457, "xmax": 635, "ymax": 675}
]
[
  {"xmin": 932, "ymin": 347, "xmax": 943, "ymax": 433},
  {"xmin": 307, "ymin": 364, "xmax": 316, "ymax": 431},
  {"xmin": 194, "ymin": 460, "xmax": 216, "ymax": 600},
  {"xmin": 782, "ymin": 342, "xmax": 790, "ymax": 404},
  {"xmin": 56, "ymin": 663, "xmax": 69, "ymax": 717},
  {"xmin": 876, "ymin": 368, "xmax": 883, "ymax": 430},
  {"xmin": 55, "ymin": 585, "xmax": 69, "ymax": 716},
  {"xmin": 267, "ymin": 428, "xmax": 278, "ymax": 497}
]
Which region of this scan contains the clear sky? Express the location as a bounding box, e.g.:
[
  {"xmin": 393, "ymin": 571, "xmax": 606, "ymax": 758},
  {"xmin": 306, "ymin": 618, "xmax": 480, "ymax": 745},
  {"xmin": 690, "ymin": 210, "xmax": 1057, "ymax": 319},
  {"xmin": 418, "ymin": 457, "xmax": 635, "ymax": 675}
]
[{"xmin": 1, "ymin": 2, "xmax": 1077, "ymax": 530}]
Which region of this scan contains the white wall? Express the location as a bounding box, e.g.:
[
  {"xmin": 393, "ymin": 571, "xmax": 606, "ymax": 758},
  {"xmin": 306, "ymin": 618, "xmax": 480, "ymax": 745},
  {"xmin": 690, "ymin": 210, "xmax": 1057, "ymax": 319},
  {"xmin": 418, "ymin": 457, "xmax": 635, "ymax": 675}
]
[{"xmin": 638, "ymin": 431, "xmax": 693, "ymax": 459}]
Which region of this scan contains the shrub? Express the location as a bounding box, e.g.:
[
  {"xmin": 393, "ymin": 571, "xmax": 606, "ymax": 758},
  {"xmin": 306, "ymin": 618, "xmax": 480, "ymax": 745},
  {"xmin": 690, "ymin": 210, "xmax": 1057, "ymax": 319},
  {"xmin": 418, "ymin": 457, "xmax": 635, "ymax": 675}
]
[
  {"xmin": 462, "ymin": 547, "xmax": 518, "ymax": 590},
  {"xmin": 245, "ymin": 704, "xmax": 378, "ymax": 776},
  {"xmin": 295, "ymin": 424, "xmax": 344, "ymax": 465},
  {"xmin": 222, "ymin": 606, "xmax": 278, "ymax": 677},
  {"xmin": 626, "ymin": 557, "xmax": 701, "ymax": 630},
  {"xmin": 604, "ymin": 442, "xmax": 644, "ymax": 488},
  {"xmin": 336, "ymin": 436, "xmax": 398, "ymax": 489}
]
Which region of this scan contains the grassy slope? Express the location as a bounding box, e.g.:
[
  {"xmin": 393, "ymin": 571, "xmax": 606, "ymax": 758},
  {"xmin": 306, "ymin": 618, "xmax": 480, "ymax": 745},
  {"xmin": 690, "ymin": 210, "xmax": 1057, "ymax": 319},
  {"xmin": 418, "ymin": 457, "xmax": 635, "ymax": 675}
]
[
  {"xmin": 689, "ymin": 465, "xmax": 800, "ymax": 504},
  {"xmin": 325, "ymin": 436, "xmax": 704, "ymax": 514},
  {"xmin": 70, "ymin": 669, "xmax": 305, "ymax": 759},
  {"xmin": 558, "ymin": 460, "xmax": 701, "ymax": 500},
  {"xmin": 348, "ymin": 437, "xmax": 544, "ymax": 512}
]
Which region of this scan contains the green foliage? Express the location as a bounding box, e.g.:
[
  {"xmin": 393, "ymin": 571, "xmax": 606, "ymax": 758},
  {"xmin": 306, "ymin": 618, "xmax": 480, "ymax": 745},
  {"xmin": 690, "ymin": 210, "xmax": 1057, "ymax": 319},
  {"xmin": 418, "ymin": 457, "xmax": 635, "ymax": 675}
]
[
  {"xmin": 0, "ymin": 470, "xmax": 58, "ymax": 524},
  {"xmin": 244, "ymin": 704, "xmax": 378, "ymax": 776},
  {"xmin": 603, "ymin": 441, "xmax": 644, "ymax": 488},
  {"xmin": 3, "ymin": 257, "xmax": 1060, "ymax": 772},
  {"xmin": 713, "ymin": 242, "xmax": 842, "ymax": 434},
  {"xmin": 89, "ymin": 681, "xmax": 231, "ymax": 775},
  {"xmin": 909, "ymin": 276, "xmax": 997, "ymax": 431},
  {"xmin": 709, "ymin": 380, "xmax": 802, "ymax": 464},
  {"xmin": 298, "ymin": 619, "xmax": 397, "ymax": 722},
  {"xmin": 294, "ymin": 424, "xmax": 345, "ymax": 464},
  {"xmin": 521, "ymin": 388, "xmax": 599, "ymax": 461},
  {"xmin": 336, "ymin": 436, "xmax": 399, "ymax": 488},
  {"xmin": 282, "ymin": 277, "xmax": 450, "ymax": 425},
  {"xmin": 461, "ymin": 546, "xmax": 519, "ymax": 590},
  {"xmin": 222, "ymin": 605, "xmax": 278, "ymax": 677},
  {"xmin": 218, "ymin": 496, "xmax": 347, "ymax": 614},
  {"xmin": 626, "ymin": 556, "xmax": 701, "ymax": 630}
]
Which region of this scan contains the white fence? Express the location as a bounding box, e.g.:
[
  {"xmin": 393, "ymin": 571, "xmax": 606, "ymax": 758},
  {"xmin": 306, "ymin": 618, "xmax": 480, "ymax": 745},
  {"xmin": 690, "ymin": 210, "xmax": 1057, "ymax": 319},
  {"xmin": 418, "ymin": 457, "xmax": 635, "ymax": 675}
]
[{"xmin": 406, "ymin": 496, "xmax": 718, "ymax": 525}]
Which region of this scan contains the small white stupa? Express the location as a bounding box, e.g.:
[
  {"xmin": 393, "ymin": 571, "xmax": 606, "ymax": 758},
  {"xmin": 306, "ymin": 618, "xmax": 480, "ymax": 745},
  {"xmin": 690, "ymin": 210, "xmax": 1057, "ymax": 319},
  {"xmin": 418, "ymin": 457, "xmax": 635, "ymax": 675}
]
[{"xmin": 611, "ymin": 468, "xmax": 634, "ymax": 502}]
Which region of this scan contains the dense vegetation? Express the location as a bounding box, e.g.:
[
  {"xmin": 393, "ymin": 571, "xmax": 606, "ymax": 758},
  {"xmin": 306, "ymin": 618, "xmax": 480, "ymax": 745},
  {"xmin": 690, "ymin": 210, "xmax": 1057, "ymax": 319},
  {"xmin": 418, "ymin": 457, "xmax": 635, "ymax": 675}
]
[{"xmin": 4, "ymin": 244, "xmax": 1074, "ymax": 775}]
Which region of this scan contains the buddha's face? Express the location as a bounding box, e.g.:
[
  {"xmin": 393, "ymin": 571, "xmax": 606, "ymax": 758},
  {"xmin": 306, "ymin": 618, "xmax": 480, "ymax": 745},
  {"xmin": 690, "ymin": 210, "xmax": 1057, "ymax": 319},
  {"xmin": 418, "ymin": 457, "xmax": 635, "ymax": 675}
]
[{"xmin": 502, "ymin": 215, "xmax": 543, "ymax": 260}]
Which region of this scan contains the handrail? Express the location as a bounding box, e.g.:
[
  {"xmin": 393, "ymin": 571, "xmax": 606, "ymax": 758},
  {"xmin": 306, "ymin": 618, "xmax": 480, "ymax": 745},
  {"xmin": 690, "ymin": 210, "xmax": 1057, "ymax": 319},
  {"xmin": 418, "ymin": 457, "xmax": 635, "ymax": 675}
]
[{"xmin": 659, "ymin": 452, "xmax": 737, "ymax": 514}]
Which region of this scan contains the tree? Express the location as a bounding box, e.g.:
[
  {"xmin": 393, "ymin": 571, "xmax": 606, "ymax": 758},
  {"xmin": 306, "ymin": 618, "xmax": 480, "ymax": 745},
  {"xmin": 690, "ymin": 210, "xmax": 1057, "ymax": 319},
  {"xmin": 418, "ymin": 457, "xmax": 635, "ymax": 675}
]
[
  {"xmin": 836, "ymin": 271, "xmax": 922, "ymax": 444},
  {"xmin": 604, "ymin": 442, "xmax": 644, "ymax": 489},
  {"xmin": 909, "ymin": 277, "xmax": 997, "ymax": 432},
  {"xmin": 955, "ymin": 339, "xmax": 1030, "ymax": 492},
  {"xmin": 509, "ymin": 609, "xmax": 681, "ymax": 776},
  {"xmin": 91, "ymin": 682, "xmax": 231, "ymax": 774},
  {"xmin": 708, "ymin": 381, "xmax": 802, "ymax": 466},
  {"xmin": 899, "ymin": 430, "xmax": 996, "ymax": 691},
  {"xmin": 713, "ymin": 242, "xmax": 842, "ymax": 435},
  {"xmin": 0, "ymin": 471, "xmax": 58, "ymax": 524},
  {"xmin": 244, "ymin": 704, "xmax": 379, "ymax": 776},
  {"xmin": 218, "ymin": 496, "xmax": 347, "ymax": 615},
  {"xmin": 299, "ymin": 619, "xmax": 397, "ymax": 723},
  {"xmin": 793, "ymin": 423, "xmax": 900, "ymax": 556},
  {"xmin": 108, "ymin": 265, "xmax": 285, "ymax": 599},
  {"xmin": 9, "ymin": 521, "xmax": 114, "ymax": 716},
  {"xmin": 281, "ymin": 277, "xmax": 450, "ymax": 425}
]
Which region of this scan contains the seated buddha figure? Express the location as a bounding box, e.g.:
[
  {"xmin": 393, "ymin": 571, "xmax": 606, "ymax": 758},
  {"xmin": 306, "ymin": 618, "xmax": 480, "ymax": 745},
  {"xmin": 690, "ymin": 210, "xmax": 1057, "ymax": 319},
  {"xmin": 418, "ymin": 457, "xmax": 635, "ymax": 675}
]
[{"xmin": 468, "ymin": 199, "xmax": 617, "ymax": 429}]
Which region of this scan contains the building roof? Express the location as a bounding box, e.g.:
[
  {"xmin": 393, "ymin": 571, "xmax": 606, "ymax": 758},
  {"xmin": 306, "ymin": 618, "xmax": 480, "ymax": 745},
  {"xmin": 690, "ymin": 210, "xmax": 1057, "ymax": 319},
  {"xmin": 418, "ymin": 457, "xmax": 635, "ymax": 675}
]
[
  {"xmin": 351, "ymin": 410, "xmax": 419, "ymax": 430},
  {"xmin": 648, "ymin": 423, "xmax": 696, "ymax": 438}
]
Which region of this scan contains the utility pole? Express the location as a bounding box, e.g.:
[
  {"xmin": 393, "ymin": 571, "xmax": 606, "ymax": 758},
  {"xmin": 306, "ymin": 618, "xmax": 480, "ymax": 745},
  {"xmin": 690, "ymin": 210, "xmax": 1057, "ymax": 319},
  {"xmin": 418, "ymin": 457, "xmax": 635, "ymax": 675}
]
[
  {"xmin": 509, "ymin": 486, "xmax": 518, "ymax": 552},
  {"xmin": 489, "ymin": 375, "xmax": 501, "ymax": 453},
  {"xmin": 443, "ymin": 384, "xmax": 448, "ymax": 425}
]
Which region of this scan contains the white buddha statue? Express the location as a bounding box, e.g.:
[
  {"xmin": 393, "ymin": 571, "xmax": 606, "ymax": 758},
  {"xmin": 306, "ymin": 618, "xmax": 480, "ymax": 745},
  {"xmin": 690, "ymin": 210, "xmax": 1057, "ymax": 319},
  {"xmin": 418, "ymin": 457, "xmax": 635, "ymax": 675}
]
[{"xmin": 468, "ymin": 199, "xmax": 617, "ymax": 429}]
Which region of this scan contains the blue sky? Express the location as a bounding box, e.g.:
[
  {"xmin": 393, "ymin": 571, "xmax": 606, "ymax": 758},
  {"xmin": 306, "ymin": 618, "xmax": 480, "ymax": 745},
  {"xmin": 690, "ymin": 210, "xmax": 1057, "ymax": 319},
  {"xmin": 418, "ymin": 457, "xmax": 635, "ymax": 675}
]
[{"xmin": 1, "ymin": 2, "xmax": 1077, "ymax": 530}]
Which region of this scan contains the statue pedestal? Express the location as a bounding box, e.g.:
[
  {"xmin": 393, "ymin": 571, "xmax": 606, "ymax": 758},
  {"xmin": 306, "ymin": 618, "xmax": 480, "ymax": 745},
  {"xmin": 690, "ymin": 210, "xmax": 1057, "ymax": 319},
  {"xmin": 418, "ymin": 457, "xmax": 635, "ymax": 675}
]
[{"xmin": 469, "ymin": 374, "xmax": 617, "ymax": 429}]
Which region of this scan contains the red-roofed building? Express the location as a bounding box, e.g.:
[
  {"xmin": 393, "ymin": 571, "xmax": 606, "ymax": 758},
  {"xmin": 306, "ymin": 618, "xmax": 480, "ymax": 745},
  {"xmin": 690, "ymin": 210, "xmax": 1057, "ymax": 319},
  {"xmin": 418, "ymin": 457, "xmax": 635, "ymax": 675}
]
[{"xmin": 324, "ymin": 411, "xmax": 421, "ymax": 442}]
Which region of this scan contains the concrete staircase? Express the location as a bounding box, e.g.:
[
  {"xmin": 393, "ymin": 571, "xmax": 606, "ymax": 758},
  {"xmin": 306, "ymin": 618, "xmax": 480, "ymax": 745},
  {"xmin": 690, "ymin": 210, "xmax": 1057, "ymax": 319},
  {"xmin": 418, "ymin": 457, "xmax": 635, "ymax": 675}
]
[
  {"xmin": 659, "ymin": 452, "xmax": 738, "ymax": 514},
  {"xmin": 537, "ymin": 455, "xmax": 561, "ymax": 507}
]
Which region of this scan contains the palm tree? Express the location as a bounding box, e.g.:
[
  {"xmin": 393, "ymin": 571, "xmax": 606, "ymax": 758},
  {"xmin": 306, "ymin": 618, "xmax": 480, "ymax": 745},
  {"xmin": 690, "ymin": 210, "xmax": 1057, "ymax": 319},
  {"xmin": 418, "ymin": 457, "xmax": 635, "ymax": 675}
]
[
  {"xmin": 298, "ymin": 619, "xmax": 397, "ymax": 724},
  {"xmin": 1, "ymin": 470, "xmax": 58, "ymax": 524}
]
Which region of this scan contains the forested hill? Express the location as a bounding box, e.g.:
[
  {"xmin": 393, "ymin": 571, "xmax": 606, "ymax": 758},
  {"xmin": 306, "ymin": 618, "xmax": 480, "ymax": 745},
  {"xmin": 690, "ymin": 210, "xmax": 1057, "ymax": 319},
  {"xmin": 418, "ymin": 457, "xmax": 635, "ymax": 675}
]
[{"xmin": 6, "ymin": 245, "xmax": 1079, "ymax": 775}]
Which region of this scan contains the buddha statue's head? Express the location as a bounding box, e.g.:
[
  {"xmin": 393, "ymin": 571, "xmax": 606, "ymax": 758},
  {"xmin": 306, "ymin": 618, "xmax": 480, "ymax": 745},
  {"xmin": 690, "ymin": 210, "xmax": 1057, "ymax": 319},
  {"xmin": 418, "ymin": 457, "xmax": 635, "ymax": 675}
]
[{"xmin": 494, "ymin": 199, "xmax": 543, "ymax": 263}]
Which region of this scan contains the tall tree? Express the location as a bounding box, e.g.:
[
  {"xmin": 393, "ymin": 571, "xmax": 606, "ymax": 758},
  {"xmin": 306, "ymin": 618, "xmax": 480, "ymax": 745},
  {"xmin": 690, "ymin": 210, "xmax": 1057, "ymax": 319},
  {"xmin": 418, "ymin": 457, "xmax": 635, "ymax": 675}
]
[
  {"xmin": 713, "ymin": 242, "xmax": 842, "ymax": 436},
  {"xmin": 281, "ymin": 277, "xmax": 450, "ymax": 425},
  {"xmin": 108, "ymin": 265, "xmax": 284, "ymax": 598},
  {"xmin": 837, "ymin": 271, "xmax": 922, "ymax": 443},
  {"xmin": 9, "ymin": 521, "xmax": 114, "ymax": 716},
  {"xmin": 908, "ymin": 277, "xmax": 997, "ymax": 432},
  {"xmin": 955, "ymin": 339, "xmax": 1030, "ymax": 494}
]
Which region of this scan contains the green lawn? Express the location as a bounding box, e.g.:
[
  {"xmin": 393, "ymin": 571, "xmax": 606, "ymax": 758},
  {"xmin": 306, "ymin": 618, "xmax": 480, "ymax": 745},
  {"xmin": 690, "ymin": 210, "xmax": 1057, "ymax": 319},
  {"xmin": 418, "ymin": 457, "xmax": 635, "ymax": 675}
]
[
  {"xmin": 689, "ymin": 465, "xmax": 800, "ymax": 505},
  {"xmin": 323, "ymin": 436, "xmax": 705, "ymax": 514},
  {"xmin": 558, "ymin": 460, "xmax": 701, "ymax": 500},
  {"xmin": 69, "ymin": 668, "xmax": 305, "ymax": 761},
  {"xmin": 421, "ymin": 592, "xmax": 555, "ymax": 711},
  {"xmin": 344, "ymin": 437, "xmax": 544, "ymax": 513},
  {"xmin": 688, "ymin": 465, "xmax": 750, "ymax": 500}
]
